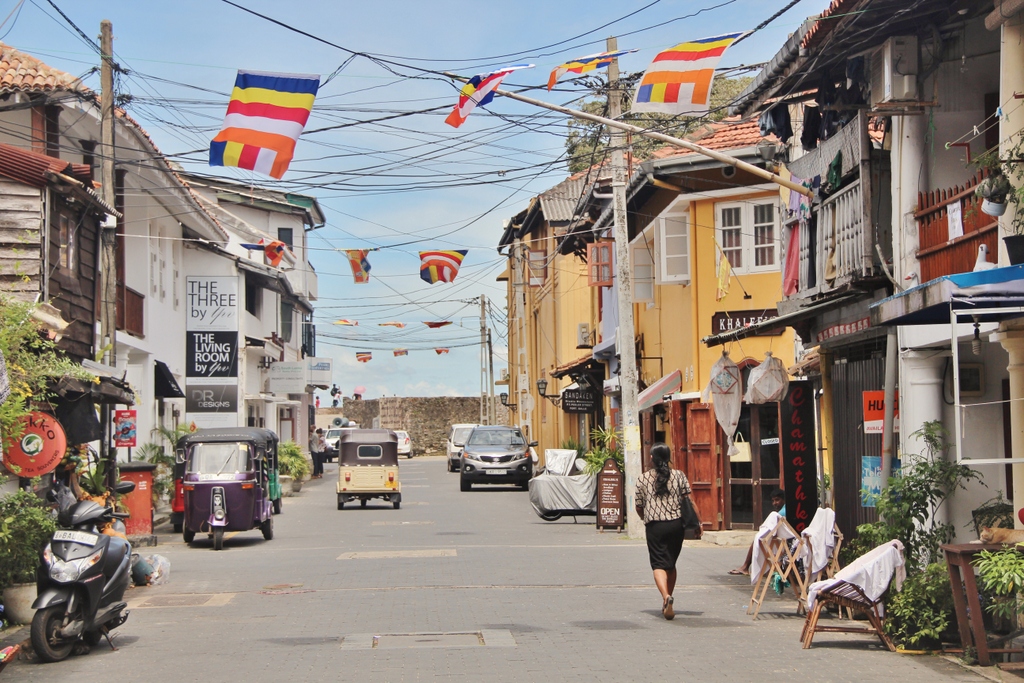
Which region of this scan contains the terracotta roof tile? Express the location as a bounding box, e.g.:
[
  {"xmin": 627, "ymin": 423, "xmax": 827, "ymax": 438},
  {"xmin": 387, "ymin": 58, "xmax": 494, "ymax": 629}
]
[
  {"xmin": 0, "ymin": 142, "xmax": 92, "ymax": 188},
  {"xmin": 648, "ymin": 119, "xmax": 769, "ymax": 160},
  {"xmin": 0, "ymin": 42, "xmax": 85, "ymax": 93}
]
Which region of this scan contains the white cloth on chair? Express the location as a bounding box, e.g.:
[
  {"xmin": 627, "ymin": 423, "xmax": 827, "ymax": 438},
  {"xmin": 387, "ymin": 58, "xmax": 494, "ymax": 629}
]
[
  {"xmin": 807, "ymin": 539, "xmax": 906, "ymax": 610},
  {"xmin": 801, "ymin": 507, "xmax": 836, "ymax": 574},
  {"xmin": 750, "ymin": 511, "xmax": 798, "ymax": 585}
]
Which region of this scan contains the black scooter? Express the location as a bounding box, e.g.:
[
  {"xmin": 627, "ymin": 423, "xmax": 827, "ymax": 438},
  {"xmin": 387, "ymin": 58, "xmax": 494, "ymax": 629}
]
[{"xmin": 30, "ymin": 481, "xmax": 136, "ymax": 662}]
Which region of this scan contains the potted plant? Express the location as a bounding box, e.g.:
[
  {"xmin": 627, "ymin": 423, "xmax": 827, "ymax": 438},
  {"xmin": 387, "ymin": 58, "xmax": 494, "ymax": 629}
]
[
  {"xmin": 278, "ymin": 440, "xmax": 310, "ymax": 493},
  {"xmin": 0, "ymin": 482, "xmax": 57, "ymax": 624},
  {"xmin": 975, "ymin": 136, "xmax": 1024, "ymax": 264}
]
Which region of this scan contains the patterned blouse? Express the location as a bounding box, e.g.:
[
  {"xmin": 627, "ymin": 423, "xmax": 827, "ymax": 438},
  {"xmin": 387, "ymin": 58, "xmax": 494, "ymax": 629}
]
[{"xmin": 635, "ymin": 469, "xmax": 692, "ymax": 523}]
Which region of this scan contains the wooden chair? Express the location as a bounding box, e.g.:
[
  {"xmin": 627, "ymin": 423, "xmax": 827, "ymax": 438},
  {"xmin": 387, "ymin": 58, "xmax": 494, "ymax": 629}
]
[
  {"xmin": 748, "ymin": 515, "xmax": 807, "ymax": 619},
  {"xmin": 800, "ymin": 581, "xmax": 895, "ymax": 651},
  {"xmin": 800, "ymin": 514, "xmax": 844, "ymax": 613}
]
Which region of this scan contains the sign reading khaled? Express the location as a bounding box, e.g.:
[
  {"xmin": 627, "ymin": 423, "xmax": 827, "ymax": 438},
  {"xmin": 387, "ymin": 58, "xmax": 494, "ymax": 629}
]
[{"xmin": 711, "ymin": 309, "xmax": 782, "ymax": 336}]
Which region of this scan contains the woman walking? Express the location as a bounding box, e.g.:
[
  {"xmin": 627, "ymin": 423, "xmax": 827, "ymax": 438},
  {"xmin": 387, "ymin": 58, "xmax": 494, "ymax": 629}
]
[{"xmin": 634, "ymin": 443, "xmax": 698, "ymax": 620}]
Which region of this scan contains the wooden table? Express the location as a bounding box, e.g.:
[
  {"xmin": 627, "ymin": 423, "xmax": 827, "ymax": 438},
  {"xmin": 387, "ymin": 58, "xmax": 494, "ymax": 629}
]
[{"xmin": 942, "ymin": 543, "xmax": 1009, "ymax": 666}]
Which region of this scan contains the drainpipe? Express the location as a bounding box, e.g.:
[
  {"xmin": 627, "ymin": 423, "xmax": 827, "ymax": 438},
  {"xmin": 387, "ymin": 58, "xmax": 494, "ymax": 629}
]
[{"xmin": 880, "ymin": 330, "xmax": 898, "ymax": 492}]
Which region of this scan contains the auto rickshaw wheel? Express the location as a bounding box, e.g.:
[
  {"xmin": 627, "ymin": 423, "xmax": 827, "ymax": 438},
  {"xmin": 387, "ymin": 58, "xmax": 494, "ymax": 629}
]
[
  {"xmin": 273, "ymin": 497, "xmax": 282, "ymax": 515},
  {"xmin": 360, "ymin": 498, "xmax": 367, "ymax": 508},
  {"xmin": 261, "ymin": 515, "xmax": 274, "ymax": 541},
  {"xmin": 213, "ymin": 528, "xmax": 224, "ymax": 551},
  {"xmin": 393, "ymin": 500, "xmax": 401, "ymax": 509},
  {"xmin": 183, "ymin": 528, "xmax": 195, "ymax": 544},
  {"xmin": 337, "ymin": 498, "xmax": 344, "ymax": 510}
]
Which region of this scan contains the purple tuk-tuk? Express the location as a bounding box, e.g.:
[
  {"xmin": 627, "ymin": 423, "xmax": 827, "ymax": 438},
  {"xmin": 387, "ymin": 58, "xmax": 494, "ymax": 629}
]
[{"xmin": 175, "ymin": 428, "xmax": 279, "ymax": 550}]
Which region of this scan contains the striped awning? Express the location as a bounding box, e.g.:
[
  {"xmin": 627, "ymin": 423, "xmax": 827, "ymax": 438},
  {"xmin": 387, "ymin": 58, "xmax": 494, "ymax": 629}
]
[{"xmin": 637, "ymin": 369, "xmax": 682, "ymax": 412}]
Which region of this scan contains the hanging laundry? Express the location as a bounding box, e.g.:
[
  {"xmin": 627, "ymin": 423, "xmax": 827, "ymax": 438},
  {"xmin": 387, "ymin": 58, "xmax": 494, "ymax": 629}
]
[
  {"xmin": 209, "ymin": 70, "xmax": 319, "ymax": 179},
  {"xmin": 716, "ymin": 250, "xmax": 732, "ymax": 301},
  {"xmin": 333, "ymin": 319, "xmax": 358, "ymax": 326},
  {"xmin": 824, "ymin": 150, "xmax": 843, "ymax": 195},
  {"xmin": 800, "ymin": 104, "xmax": 821, "ymax": 150},
  {"xmin": 702, "ymin": 351, "xmax": 742, "ymax": 456},
  {"xmin": 419, "ymin": 250, "xmax": 468, "ymax": 284},
  {"xmin": 744, "ymin": 352, "xmax": 790, "ymax": 404},
  {"xmin": 423, "ymin": 321, "xmax": 453, "ymax": 329},
  {"xmin": 758, "ymin": 106, "xmax": 792, "ymax": 143},
  {"xmin": 783, "ymin": 223, "xmax": 801, "ymax": 296},
  {"xmin": 356, "ymin": 352, "xmax": 372, "ymax": 363},
  {"xmin": 343, "ymin": 249, "xmax": 372, "ymax": 284},
  {"xmin": 393, "ymin": 349, "xmax": 408, "ymax": 357},
  {"xmin": 445, "ymin": 65, "xmax": 533, "ymax": 128},
  {"xmin": 378, "ymin": 322, "xmax": 406, "ymax": 328},
  {"xmin": 435, "ymin": 348, "xmax": 450, "ymax": 355},
  {"xmin": 547, "ymin": 49, "xmax": 637, "ymax": 90}
]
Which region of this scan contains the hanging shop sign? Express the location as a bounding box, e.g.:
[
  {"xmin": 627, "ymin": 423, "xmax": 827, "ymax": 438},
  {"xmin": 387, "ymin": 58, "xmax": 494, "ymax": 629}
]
[
  {"xmin": 862, "ymin": 390, "xmax": 900, "ymax": 434},
  {"xmin": 596, "ymin": 458, "xmax": 624, "ymax": 531},
  {"xmin": 113, "ymin": 409, "xmax": 137, "ymax": 448},
  {"xmin": 711, "ymin": 309, "xmax": 782, "ymax": 336},
  {"xmin": 186, "ymin": 331, "xmax": 239, "ymax": 378},
  {"xmin": 561, "ymin": 387, "xmax": 600, "ymax": 413},
  {"xmin": 3, "ymin": 411, "xmax": 66, "ymax": 477},
  {"xmin": 186, "ymin": 276, "xmax": 239, "ymax": 429},
  {"xmin": 779, "ymin": 382, "xmax": 819, "ymax": 533},
  {"xmin": 185, "ymin": 383, "xmax": 238, "ymax": 414},
  {"xmin": 816, "ymin": 317, "xmax": 870, "ymax": 344}
]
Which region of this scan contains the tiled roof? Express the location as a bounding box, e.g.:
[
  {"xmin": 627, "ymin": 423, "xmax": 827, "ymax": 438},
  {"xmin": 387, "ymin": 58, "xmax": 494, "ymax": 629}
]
[
  {"xmin": 0, "ymin": 142, "xmax": 92, "ymax": 188},
  {"xmin": 538, "ymin": 176, "xmax": 587, "ymax": 223},
  {"xmin": 0, "ymin": 42, "xmax": 85, "ymax": 93},
  {"xmin": 649, "ymin": 118, "xmax": 769, "ymax": 160},
  {"xmin": 801, "ymin": 0, "xmax": 858, "ymax": 50}
]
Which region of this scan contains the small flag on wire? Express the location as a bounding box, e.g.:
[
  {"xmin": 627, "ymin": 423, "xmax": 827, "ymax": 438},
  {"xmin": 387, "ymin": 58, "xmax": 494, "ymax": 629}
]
[
  {"xmin": 547, "ymin": 49, "xmax": 638, "ymax": 90},
  {"xmin": 435, "ymin": 348, "xmax": 450, "ymax": 355},
  {"xmin": 632, "ymin": 32, "xmax": 749, "ymax": 116},
  {"xmin": 393, "ymin": 349, "xmax": 408, "ymax": 357},
  {"xmin": 240, "ymin": 239, "xmax": 289, "ymax": 268},
  {"xmin": 420, "ymin": 250, "xmax": 467, "ymax": 284},
  {"xmin": 343, "ymin": 249, "xmax": 372, "ymax": 284},
  {"xmin": 356, "ymin": 352, "xmax": 372, "ymax": 363},
  {"xmin": 334, "ymin": 319, "xmax": 358, "ymax": 326},
  {"xmin": 210, "ymin": 70, "xmax": 320, "ymax": 179},
  {"xmin": 445, "ymin": 65, "xmax": 533, "ymax": 128},
  {"xmin": 716, "ymin": 249, "xmax": 732, "ymax": 302},
  {"xmin": 423, "ymin": 321, "xmax": 453, "ymax": 329},
  {"xmin": 379, "ymin": 322, "xmax": 406, "ymax": 328}
]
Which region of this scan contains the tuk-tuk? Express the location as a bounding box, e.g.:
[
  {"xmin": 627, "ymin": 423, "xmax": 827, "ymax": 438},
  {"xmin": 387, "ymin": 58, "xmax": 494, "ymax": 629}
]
[
  {"xmin": 336, "ymin": 429, "xmax": 401, "ymax": 510},
  {"xmin": 175, "ymin": 428, "xmax": 282, "ymax": 550}
]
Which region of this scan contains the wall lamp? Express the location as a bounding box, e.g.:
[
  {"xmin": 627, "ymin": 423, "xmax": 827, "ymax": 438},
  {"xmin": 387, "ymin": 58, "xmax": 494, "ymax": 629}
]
[
  {"xmin": 535, "ymin": 378, "xmax": 561, "ymax": 407},
  {"xmin": 499, "ymin": 392, "xmax": 517, "ymax": 411},
  {"xmin": 257, "ymin": 356, "xmax": 274, "ymax": 369}
]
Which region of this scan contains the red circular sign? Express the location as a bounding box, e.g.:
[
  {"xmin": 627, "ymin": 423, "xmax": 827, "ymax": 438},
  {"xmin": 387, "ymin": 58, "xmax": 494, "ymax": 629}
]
[{"xmin": 3, "ymin": 412, "xmax": 66, "ymax": 478}]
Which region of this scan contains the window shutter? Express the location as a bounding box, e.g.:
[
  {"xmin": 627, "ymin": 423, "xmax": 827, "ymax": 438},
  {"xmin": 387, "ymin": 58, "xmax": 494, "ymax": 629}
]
[
  {"xmin": 528, "ymin": 249, "xmax": 546, "ymax": 287},
  {"xmin": 658, "ymin": 214, "xmax": 689, "ymax": 284},
  {"xmin": 588, "ymin": 241, "xmax": 613, "ymax": 287},
  {"xmin": 631, "ymin": 239, "xmax": 654, "ymax": 302}
]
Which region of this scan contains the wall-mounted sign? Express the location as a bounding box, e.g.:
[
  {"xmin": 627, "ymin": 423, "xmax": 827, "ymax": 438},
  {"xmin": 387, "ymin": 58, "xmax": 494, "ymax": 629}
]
[
  {"xmin": 186, "ymin": 276, "xmax": 238, "ymax": 332},
  {"xmin": 861, "ymin": 455, "xmax": 902, "ymax": 507},
  {"xmin": 307, "ymin": 357, "xmax": 333, "ymax": 387},
  {"xmin": 186, "ymin": 276, "xmax": 239, "ymax": 429},
  {"xmin": 711, "ymin": 309, "xmax": 782, "ymax": 336},
  {"xmin": 3, "ymin": 412, "xmax": 66, "ymax": 477},
  {"xmin": 185, "ymin": 383, "xmax": 238, "ymax": 413},
  {"xmin": 113, "ymin": 409, "xmax": 137, "ymax": 448},
  {"xmin": 816, "ymin": 317, "xmax": 870, "ymax": 344},
  {"xmin": 780, "ymin": 382, "xmax": 819, "ymax": 533},
  {"xmin": 862, "ymin": 390, "xmax": 900, "ymax": 435},
  {"xmin": 561, "ymin": 387, "xmax": 600, "ymax": 413},
  {"xmin": 269, "ymin": 361, "xmax": 307, "ymax": 394},
  {"xmin": 186, "ymin": 331, "xmax": 239, "ymax": 378},
  {"xmin": 596, "ymin": 458, "xmax": 624, "ymax": 531}
]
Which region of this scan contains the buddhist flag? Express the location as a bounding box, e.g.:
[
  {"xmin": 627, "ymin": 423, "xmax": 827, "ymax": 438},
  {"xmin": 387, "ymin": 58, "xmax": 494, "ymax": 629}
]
[
  {"xmin": 356, "ymin": 352, "xmax": 372, "ymax": 363},
  {"xmin": 445, "ymin": 65, "xmax": 533, "ymax": 128},
  {"xmin": 716, "ymin": 250, "xmax": 732, "ymax": 301},
  {"xmin": 343, "ymin": 249, "xmax": 372, "ymax": 284},
  {"xmin": 393, "ymin": 349, "xmax": 408, "ymax": 357},
  {"xmin": 379, "ymin": 322, "xmax": 406, "ymax": 328},
  {"xmin": 633, "ymin": 32, "xmax": 749, "ymax": 116},
  {"xmin": 435, "ymin": 348, "xmax": 450, "ymax": 355},
  {"xmin": 240, "ymin": 238, "xmax": 289, "ymax": 267},
  {"xmin": 547, "ymin": 49, "xmax": 637, "ymax": 90},
  {"xmin": 334, "ymin": 319, "xmax": 358, "ymax": 326},
  {"xmin": 423, "ymin": 321, "xmax": 453, "ymax": 329},
  {"xmin": 210, "ymin": 70, "xmax": 320, "ymax": 179},
  {"xmin": 420, "ymin": 250, "xmax": 467, "ymax": 284}
]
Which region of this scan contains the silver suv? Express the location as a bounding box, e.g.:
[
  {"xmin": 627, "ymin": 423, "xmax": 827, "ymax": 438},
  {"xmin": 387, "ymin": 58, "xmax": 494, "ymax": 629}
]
[{"xmin": 459, "ymin": 426, "xmax": 536, "ymax": 491}]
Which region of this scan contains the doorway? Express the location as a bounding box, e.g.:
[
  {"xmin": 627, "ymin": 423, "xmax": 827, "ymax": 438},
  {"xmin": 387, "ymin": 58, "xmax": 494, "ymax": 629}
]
[{"xmin": 727, "ymin": 403, "xmax": 781, "ymax": 529}]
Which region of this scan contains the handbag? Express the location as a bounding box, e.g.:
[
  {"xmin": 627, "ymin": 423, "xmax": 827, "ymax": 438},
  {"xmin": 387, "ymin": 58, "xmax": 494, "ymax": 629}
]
[{"xmin": 681, "ymin": 494, "xmax": 702, "ymax": 532}]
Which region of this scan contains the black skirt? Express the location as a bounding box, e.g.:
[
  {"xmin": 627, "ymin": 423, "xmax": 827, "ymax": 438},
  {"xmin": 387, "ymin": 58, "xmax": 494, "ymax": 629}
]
[{"xmin": 645, "ymin": 517, "xmax": 685, "ymax": 570}]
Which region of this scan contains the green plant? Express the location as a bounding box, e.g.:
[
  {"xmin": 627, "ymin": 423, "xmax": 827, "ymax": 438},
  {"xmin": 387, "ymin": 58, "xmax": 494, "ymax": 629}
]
[
  {"xmin": 138, "ymin": 424, "xmax": 196, "ymax": 504},
  {"xmin": 846, "ymin": 420, "xmax": 981, "ymax": 572},
  {"xmin": 559, "ymin": 437, "xmax": 586, "ymax": 459},
  {"xmin": 0, "ymin": 480, "xmax": 57, "ymax": 589},
  {"xmin": 973, "ymin": 132, "xmax": 1024, "ymax": 234},
  {"xmin": 884, "ymin": 562, "xmax": 956, "ymax": 648},
  {"xmin": 581, "ymin": 426, "xmax": 623, "ymax": 474},
  {"xmin": 971, "ymin": 492, "xmax": 1015, "ymax": 535},
  {"xmin": 78, "ymin": 459, "xmax": 108, "ymax": 497},
  {"xmin": 975, "ymin": 546, "xmax": 1024, "ymax": 622},
  {"xmin": 278, "ymin": 440, "xmax": 310, "ymax": 480}
]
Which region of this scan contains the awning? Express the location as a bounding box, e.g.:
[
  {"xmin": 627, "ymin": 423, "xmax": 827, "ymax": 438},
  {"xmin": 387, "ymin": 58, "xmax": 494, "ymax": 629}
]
[
  {"xmin": 592, "ymin": 336, "xmax": 616, "ymax": 360},
  {"xmin": 702, "ymin": 294, "xmax": 857, "ymax": 347},
  {"xmin": 638, "ymin": 369, "xmax": 682, "ymax": 412},
  {"xmin": 871, "ymin": 265, "xmax": 1024, "ymax": 327},
  {"xmin": 154, "ymin": 360, "xmax": 184, "ymax": 398},
  {"xmin": 550, "ymin": 354, "xmax": 603, "ymax": 379}
]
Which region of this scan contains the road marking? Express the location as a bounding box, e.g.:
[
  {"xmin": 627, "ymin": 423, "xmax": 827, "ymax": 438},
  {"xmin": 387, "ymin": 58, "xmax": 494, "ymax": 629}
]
[
  {"xmin": 131, "ymin": 593, "xmax": 236, "ymax": 609},
  {"xmin": 340, "ymin": 630, "xmax": 515, "ymax": 650},
  {"xmin": 337, "ymin": 548, "xmax": 457, "ymax": 560},
  {"xmin": 402, "ymin": 484, "xmax": 430, "ymax": 488},
  {"xmin": 371, "ymin": 520, "xmax": 434, "ymax": 526}
]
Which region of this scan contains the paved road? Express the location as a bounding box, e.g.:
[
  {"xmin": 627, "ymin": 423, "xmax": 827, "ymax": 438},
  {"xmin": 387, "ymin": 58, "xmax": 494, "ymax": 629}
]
[{"xmin": 10, "ymin": 456, "xmax": 980, "ymax": 682}]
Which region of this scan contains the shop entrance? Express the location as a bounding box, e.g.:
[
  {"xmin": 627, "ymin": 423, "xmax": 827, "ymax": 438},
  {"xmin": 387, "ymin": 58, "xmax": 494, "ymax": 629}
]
[{"xmin": 727, "ymin": 403, "xmax": 781, "ymax": 529}]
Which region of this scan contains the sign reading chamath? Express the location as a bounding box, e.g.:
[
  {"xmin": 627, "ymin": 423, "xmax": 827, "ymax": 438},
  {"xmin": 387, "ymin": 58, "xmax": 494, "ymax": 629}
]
[
  {"xmin": 185, "ymin": 276, "xmax": 239, "ymax": 428},
  {"xmin": 779, "ymin": 382, "xmax": 819, "ymax": 533}
]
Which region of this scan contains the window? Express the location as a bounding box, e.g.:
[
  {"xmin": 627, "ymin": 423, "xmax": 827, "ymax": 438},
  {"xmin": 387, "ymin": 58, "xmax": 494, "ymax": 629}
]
[
  {"xmin": 716, "ymin": 201, "xmax": 779, "ymax": 274},
  {"xmin": 657, "ymin": 211, "xmax": 689, "ymax": 284},
  {"xmin": 280, "ymin": 300, "xmax": 294, "ymax": 342},
  {"xmin": 245, "ymin": 274, "xmax": 262, "ymax": 318},
  {"xmin": 630, "ymin": 230, "xmax": 655, "ymax": 303},
  {"xmin": 277, "ymin": 227, "xmax": 293, "ymax": 248},
  {"xmin": 56, "ymin": 210, "xmax": 76, "ymax": 271},
  {"xmin": 588, "ymin": 241, "xmax": 613, "ymax": 287},
  {"xmin": 357, "ymin": 445, "xmax": 382, "ymax": 459},
  {"xmin": 528, "ymin": 249, "xmax": 546, "ymax": 287}
]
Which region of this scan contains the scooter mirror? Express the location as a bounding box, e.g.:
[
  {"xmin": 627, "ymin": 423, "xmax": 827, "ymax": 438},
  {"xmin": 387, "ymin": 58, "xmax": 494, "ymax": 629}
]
[
  {"xmin": 175, "ymin": 448, "xmax": 185, "ymax": 464},
  {"xmin": 114, "ymin": 480, "xmax": 136, "ymax": 495}
]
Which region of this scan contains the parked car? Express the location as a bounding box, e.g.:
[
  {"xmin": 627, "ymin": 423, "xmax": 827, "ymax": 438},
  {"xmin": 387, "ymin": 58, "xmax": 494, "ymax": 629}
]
[
  {"xmin": 395, "ymin": 430, "xmax": 412, "ymax": 458},
  {"xmin": 459, "ymin": 425, "xmax": 536, "ymax": 491},
  {"xmin": 324, "ymin": 428, "xmax": 342, "ymax": 462},
  {"xmin": 447, "ymin": 423, "xmax": 478, "ymax": 472}
]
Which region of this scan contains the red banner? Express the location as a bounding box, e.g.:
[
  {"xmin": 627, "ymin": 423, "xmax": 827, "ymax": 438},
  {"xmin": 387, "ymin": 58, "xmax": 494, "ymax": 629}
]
[
  {"xmin": 3, "ymin": 412, "xmax": 66, "ymax": 477},
  {"xmin": 780, "ymin": 383, "xmax": 819, "ymax": 533}
]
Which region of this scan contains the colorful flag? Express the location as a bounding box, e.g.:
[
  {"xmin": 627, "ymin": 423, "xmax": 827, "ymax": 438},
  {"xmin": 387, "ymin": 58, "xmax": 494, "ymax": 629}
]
[
  {"xmin": 343, "ymin": 249, "xmax": 372, "ymax": 284},
  {"xmin": 210, "ymin": 70, "xmax": 320, "ymax": 179},
  {"xmin": 334, "ymin": 319, "xmax": 358, "ymax": 326},
  {"xmin": 435, "ymin": 348, "xmax": 450, "ymax": 355},
  {"xmin": 379, "ymin": 322, "xmax": 406, "ymax": 328},
  {"xmin": 716, "ymin": 250, "xmax": 732, "ymax": 301},
  {"xmin": 632, "ymin": 32, "xmax": 749, "ymax": 116},
  {"xmin": 547, "ymin": 49, "xmax": 638, "ymax": 90},
  {"xmin": 445, "ymin": 65, "xmax": 533, "ymax": 128},
  {"xmin": 419, "ymin": 250, "xmax": 468, "ymax": 284},
  {"xmin": 393, "ymin": 349, "xmax": 408, "ymax": 357},
  {"xmin": 356, "ymin": 352, "xmax": 372, "ymax": 363},
  {"xmin": 423, "ymin": 321, "xmax": 453, "ymax": 329},
  {"xmin": 240, "ymin": 238, "xmax": 289, "ymax": 267}
]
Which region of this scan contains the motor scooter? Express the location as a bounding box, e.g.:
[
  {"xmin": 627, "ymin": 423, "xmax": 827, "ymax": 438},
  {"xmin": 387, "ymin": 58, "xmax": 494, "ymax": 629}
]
[{"xmin": 30, "ymin": 480, "xmax": 136, "ymax": 662}]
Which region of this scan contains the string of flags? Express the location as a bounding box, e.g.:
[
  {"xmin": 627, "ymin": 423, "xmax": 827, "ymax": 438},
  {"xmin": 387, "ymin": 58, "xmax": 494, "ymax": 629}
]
[
  {"xmin": 547, "ymin": 49, "xmax": 638, "ymax": 90},
  {"xmin": 419, "ymin": 250, "xmax": 468, "ymax": 284},
  {"xmin": 393, "ymin": 349, "xmax": 408, "ymax": 357},
  {"xmin": 333, "ymin": 319, "xmax": 457, "ymax": 327},
  {"xmin": 445, "ymin": 64, "xmax": 533, "ymax": 129},
  {"xmin": 356, "ymin": 352, "xmax": 372, "ymax": 363},
  {"xmin": 240, "ymin": 238, "xmax": 289, "ymax": 268},
  {"xmin": 343, "ymin": 249, "xmax": 375, "ymax": 284},
  {"xmin": 352, "ymin": 349, "xmax": 454, "ymax": 362}
]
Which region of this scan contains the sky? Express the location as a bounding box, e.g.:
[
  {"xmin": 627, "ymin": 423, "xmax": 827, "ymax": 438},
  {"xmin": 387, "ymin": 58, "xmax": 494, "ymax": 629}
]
[{"xmin": 2, "ymin": 0, "xmax": 831, "ymax": 400}]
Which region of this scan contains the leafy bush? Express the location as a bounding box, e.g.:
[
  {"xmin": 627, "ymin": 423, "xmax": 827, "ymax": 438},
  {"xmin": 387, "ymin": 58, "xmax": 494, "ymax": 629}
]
[
  {"xmin": 278, "ymin": 441, "xmax": 309, "ymax": 480},
  {"xmin": 0, "ymin": 482, "xmax": 57, "ymax": 589},
  {"xmin": 884, "ymin": 563, "xmax": 956, "ymax": 648},
  {"xmin": 975, "ymin": 545, "xmax": 1024, "ymax": 622},
  {"xmin": 581, "ymin": 426, "xmax": 623, "ymax": 475},
  {"xmin": 559, "ymin": 437, "xmax": 585, "ymax": 459}
]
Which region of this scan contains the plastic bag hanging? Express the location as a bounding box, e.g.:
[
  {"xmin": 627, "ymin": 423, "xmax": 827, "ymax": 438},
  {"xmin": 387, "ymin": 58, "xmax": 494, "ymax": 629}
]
[
  {"xmin": 744, "ymin": 351, "xmax": 790, "ymax": 404},
  {"xmin": 702, "ymin": 350, "xmax": 743, "ymax": 456}
]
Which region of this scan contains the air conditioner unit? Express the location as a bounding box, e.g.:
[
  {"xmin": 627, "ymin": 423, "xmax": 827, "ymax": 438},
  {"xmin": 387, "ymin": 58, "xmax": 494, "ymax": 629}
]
[
  {"xmin": 499, "ymin": 368, "xmax": 509, "ymax": 382},
  {"xmin": 869, "ymin": 36, "xmax": 918, "ymax": 106},
  {"xmin": 576, "ymin": 322, "xmax": 592, "ymax": 349}
]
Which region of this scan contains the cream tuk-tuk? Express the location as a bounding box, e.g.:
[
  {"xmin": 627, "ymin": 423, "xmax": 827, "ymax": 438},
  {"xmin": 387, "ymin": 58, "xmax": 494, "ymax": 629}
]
[{"xmin": 336, "ymin": 429, "xmax": 401, "ymax": 509}]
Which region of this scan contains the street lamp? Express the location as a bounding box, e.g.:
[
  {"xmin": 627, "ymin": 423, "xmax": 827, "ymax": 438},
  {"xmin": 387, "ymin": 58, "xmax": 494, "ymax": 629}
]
[
  {"xmin": 499, "ymin": 392, "xmax": 516, "ymax": 411},
  {"xmin": 535, "ymin": 378, "xmax": 560, "ymax": 407}
]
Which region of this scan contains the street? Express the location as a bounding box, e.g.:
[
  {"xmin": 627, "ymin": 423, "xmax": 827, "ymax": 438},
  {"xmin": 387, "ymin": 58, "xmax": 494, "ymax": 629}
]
[{"xmin": 11, "ymin": 456, "xmax": 980, "ymax": 682}]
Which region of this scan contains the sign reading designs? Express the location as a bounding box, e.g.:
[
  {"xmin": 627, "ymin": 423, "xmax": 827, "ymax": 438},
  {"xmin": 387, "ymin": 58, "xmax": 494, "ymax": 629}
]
[{"xmin": 186, "ymin": 277, "xmax": 239, "ymax": 426}]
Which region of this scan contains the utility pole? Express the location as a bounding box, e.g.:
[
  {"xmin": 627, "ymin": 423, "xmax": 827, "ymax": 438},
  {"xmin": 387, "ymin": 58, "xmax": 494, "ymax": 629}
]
[
  {"xmin": 480, "ymin": 294, "xmax": 488, "ymax": 425},
  {"xmin": 99, "ymin": 20, "xmax": 118, "ymax": 489},
  {"xmin": 486, "ymin": 328, "xmax": 495, "ymax": 424},
  {"xmin": 606, "ymin": 37, "xmax": 643, "ymax": 539}
]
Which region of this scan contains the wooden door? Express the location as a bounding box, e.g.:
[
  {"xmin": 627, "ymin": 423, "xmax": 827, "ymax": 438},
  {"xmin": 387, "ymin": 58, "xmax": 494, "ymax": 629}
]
[
  {"xmin": 669, "ymin": 400, "xmax": 687, "ymax": 472},
  {"xmin": 685, "ymin": 402, "xmax": 724, "ymax": 531},
  {"xmin": 641, "ymin": 411, "xmax": 654, "ymax": 472}
]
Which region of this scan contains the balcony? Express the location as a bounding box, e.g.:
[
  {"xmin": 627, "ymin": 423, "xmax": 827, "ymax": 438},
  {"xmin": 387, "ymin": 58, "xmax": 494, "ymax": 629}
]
[
  {"xmin": 116, "ymin": 283, "xmax": 145, "ymax": 338},
  {"xmin": 914, "ymin": 171, "xmax": 997, "ymax": 282}
]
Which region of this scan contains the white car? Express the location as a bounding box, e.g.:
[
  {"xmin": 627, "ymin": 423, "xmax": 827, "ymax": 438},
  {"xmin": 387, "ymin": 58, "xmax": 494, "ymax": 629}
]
[
  {"xmin": 447, "ymin": 423, "xmax": 479, "ymax": 472},
  {"xmin": 395, "ymin": 430, "xmax": 412, "ymax": 458}
]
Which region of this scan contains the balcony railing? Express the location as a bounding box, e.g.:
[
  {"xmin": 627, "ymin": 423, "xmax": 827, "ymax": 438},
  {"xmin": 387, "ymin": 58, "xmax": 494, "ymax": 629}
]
[
  {"xmin": 797, "ymin": 179, "xmax": 872, "ymax": 295},
  {"xmin": 116, "ymin": 283, "xmax": 145, "ymax": 338},
  {"xmin": 915, "ymin": 170, "xmax": 997, "ymax": 282}
]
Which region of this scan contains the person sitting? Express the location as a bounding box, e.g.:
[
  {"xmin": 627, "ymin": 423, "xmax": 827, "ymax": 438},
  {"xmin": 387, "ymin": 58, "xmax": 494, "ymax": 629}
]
[{"xmin": 729, "ymin": 488, "xmax": 786, "ymax": 576}]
